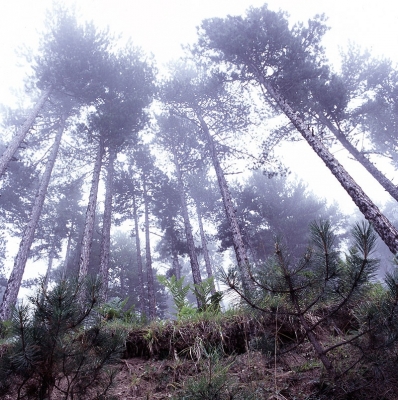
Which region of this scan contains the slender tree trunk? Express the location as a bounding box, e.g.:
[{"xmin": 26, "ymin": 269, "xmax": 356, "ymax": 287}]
[
  {"xmin": 143, "ymin": 176, "xmax": 156, "ymax": 320},
  {"xmin": 197, "ymin": 115, "xmax": 253, "ymax": 294},
  {"xmin": 120, "ymin": 263, "xmax": 125, "ymax": 295},
  {"xmin": 0, "ymin": 114, "xmax": 65, "ymax": 321},
  {"xmin": 61, "ymin": 221, "xmax": 74, "ymax": 280},
  {"xmin": 171, "ymin": 237, "xmax": 181, "ymax": 280},
  {"xmin": 78, "ymin": 140, "xmax": 104, "ymax": 280},
  {"xmin": 132, "ymin": 188, "xmax": 146, "ymax": 315},
  {"xmin": 195, "ymin": 199, "xmax": 215, "ymax": 293},
  {"xmin": 318, "ymin": 114, "xmax": 398, "ymax": 202},
  {"xmin": 99, "ymin": 147, "xmax": 116, "ymax": 301},
  {"xmin": 43, "ymin": 239, "xmax": 56, "ymax": 293},
  {"xmin": 0, "ymin": 87, "xmax": 52, "ymax": 178},
  {"xmin": 259, "ymin": 77, "xmax": 398, "ymax": 254},
  {"xmin": 171, "ymin": 147, "xmax": 203, "ymax": 295}
]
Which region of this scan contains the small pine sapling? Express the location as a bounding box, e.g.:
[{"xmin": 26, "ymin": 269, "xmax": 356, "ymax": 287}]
[{"xmin": 222, "ymin": 220, "xmax": 379, "ymax": 378}]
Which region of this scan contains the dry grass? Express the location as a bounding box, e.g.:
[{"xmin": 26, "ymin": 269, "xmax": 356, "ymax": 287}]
[{"xmin": 3, "ymin": 309, "xmax": 398, "ymax": 399}]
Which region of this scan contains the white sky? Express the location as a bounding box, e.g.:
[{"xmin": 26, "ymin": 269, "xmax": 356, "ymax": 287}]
[{"xmin": 1, "ymin": 0, "xmax": 398, "ymax": 214}]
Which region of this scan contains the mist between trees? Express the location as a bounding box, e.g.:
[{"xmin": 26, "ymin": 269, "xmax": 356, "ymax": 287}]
[{"xmin": 1, "ymin": 1, "xmax": 398, "ymax": 339}]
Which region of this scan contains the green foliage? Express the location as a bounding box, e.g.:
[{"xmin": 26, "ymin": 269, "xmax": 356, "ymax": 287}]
[
  {"xmin": 194, "ymin": 278, "xmax": 223, "ymax": 313},
  {"xmin": 97, "ymin": 296, "xmax": 140, "ymax": 324},
  {"xmin": 0, "ymin": 278, "xmax": 125, "ymax": 399},
  {"xmin": 174, "ymin": 347, "xmax": 254, "ymax": 400},
  {"xmin": 158, "ymin": 275, "xmax": 223, "ymax": 319},
  {"xmin": 158, "ymin": 275, "xmax": 192, "ymax": 316},
  {"xmin": 223, "ymin": 220, "xmax": 382, "ymax": 376},
  {"xmin": 340, "ymin": 222, "xmax": 379, "ymax": 292}
]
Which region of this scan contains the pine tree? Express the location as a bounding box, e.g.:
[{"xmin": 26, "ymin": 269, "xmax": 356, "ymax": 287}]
[
  {"xmin": 160, "ymin": 62, "xmax": 255, "ymax": 295},
  {"xmin": 0, "ymin": 278, "xmax": 124, "ymax": 399},
  {"xmin": 156, "ymin": 115, "xmax": 203, "ymax": 298},
  {"xmin": 195, "ymin": 4, "xmax": 398, "ymax": 255},
  {"xmin": 222, "ymin": 220, "xmax": 379, "ymax": 377},
  {"xmin": 0, "ymin": 112, "xmax": 68, "ymax": 321}
]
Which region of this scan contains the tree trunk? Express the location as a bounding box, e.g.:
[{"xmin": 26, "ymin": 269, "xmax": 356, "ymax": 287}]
[
  {"xmin": 43, "ymin": 239, "xmax": 56, "ymax": 293},
  {"xmin": 0, "ymin": 87, "xmax": 52, "ymax": 178},
  {"xmin": 170, "ymin": 233, "xmax": 182, "ymax": 281},
  {"xmin": 171, "ymin": 147, "xmax": 203, "ymax": 295},
  {"xmin": 132, "ymin": 187, "xmax": 146, "ymax": 315},
  {"xmin": 318, "ymin": 113, "xmax": 398, "ymax": 202},
  {"xmin": 197, "ymin": 115, "xmax": 253, "ymax": 294},
  {"xmin": 78, "ymin": 141, "xmax": 104, "ymax": 280},
  {"xmin": 99, "ymin": 147, "xmax": 116, "ymax": 301},
  {"xmin": 61, "ymin": 221, "xmax": 74, "ymax": 280},
  {"xmin": 195, "ymin": 199, "xmax": 215, "ymax": 293},
  {"xmin": 0, "ymin": 114, "xmax": 65, "ymax": 321},
  {"xmin": 259, "ymin": 77, "xmax": 398, "ymax": 254},
  {"xmin": 172, "ymin": 247, "xmax": 181, "ymax": 280},
  {"xmin": 143, "ymin": 176, "xmax": 156, "ymax": 320}
]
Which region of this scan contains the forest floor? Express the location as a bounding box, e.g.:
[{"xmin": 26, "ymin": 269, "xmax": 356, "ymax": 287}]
[
  {"xmin": 3, "ymin": 310, "xmax": 398, "ymax": 399},
  {"xmin": 106, "ymin": 345, "xmax": 398, "ymax": 399},
  {"xmin": 107, "ymin": 348, "xmax": 323, "ymax": 400},
  {"xmin": 103, "ymin": 310, "xmax": 398, "ymax": 400}
]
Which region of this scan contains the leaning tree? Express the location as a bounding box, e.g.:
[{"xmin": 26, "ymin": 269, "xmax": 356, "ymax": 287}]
[
  {"xmin": 0, "ymin": 106, "xmax": 69, "ymax": 321},
  {"xmin": 195, "ymin": 4, "xmax": 398, "ymax": 255}
]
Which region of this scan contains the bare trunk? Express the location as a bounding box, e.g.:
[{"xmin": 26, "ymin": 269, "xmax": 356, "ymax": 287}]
[
  {"xmin": 143, "ymin": 176, "xmax": 156, "ymax": 320},
  {"xmin": 0, "ymin": 87, "xmax": 52, "ymax": 178},
  {"xmin": 171, "ymin": 147, "xmax": 202, "ymax": 295},
  {"xmin": 78, "ymin": 141, "xmax": 104, "ymax": 280},
  {"xmin": 171, "ymin": 239, "xmax": 181, "ymax": 279},
  {"xmin": 198, "ymin": 115, "xmax": 253, "ymax": 294},
  {"xmin": 195, "ymin": 200, "xmax": 215, "ymax": 293},
  {"xmin": 260, "ymin": 77, "xmax": 398, "ymax": 254},
  {"xmin": 43, "ymin": 240, "xmax": 56, "ymax": 293},
  {"xmin": 319, "ymin": 114, "xmax": 398, "ymax": 202},
  {"xmin": 0, "ymin": 114, "xmax": 65, "ymax": 321},
  {"xmin": 132, "ymin": 188, "xmax": 146, "ymax": 315},
  {"xmin": 99, "ymin": 147, "xmax": 116, "ymax": 301},
  {"xmin": 61, "ymin": 221, "xmax": 74, "ymax": 280}
]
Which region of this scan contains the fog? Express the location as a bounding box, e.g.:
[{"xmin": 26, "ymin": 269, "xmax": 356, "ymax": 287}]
[{"xmin": 1, "ymin": 0, "xmax": 398, "ymax": 316}]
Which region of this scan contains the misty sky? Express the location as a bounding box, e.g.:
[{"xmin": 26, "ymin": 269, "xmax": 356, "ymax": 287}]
[
  {"xmin": 1, "ymin": 0, "xmax": 398, "ymax": 103},
  {"xmin": 1, "ymin": 0, "xmax": 398, "ymax": 212}
]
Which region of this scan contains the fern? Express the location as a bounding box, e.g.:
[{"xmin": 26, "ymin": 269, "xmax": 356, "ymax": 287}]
[{"xmin": 157, "ymin": 275, "xmax": 191, "ymax": 315}]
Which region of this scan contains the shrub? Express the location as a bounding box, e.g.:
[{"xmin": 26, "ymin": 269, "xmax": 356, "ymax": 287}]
[
  {"xmin": 0, "ymin": 277, "xmax": 125, "ymax": 399},
  {"xmin": 222, "ymin": 220, "xmax": 380, "ymax": 377},
  {"xmin": 174, "ymin": 346, "xmax": 254, "ymax": 400}
]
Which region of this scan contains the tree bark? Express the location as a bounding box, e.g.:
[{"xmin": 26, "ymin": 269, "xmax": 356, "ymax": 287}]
[
  {"xmin": 318, "ymin": 114, "xmax": 398, "ymax": 202},
  {"xmin": 0, "ymin": 114, "xmax": 65, "ymax": 321},
  {"xmin": 99, "ymin": 147, "xmax": 116, "ymax": 301},
  {"xmin": 61, "ymin": 221, "xmax": 74, "ymax": 280},
  {"xmin": 172, "ymin": 246, "xmax": 181, "ymax": 280},
  {"xmin": 78, "ymin": 141, "xmax": 104, "ymax": 280},
  {"xmin": 197, "ymin": 115, "xmax": 253, "ymax": 294},
  {"xmin": 132, "ymin": 187, "xmax": 146, "ymax": 315},
  {"xmin": 195, "ymin": 199, "xmax": 215, "ymax": 293},
  {"xmin": 43, "ymin": 239, "xmax": 56, "ymax": 293},
  {"xmin": 259, "ymin": 77, "xmax": 398, "ymax": 254},
  {"xmin": 0, "ymin": 87, "xmax": 52, "ymax": 178},
  {"xmin": 171, "ymin": 147, "xmax": 203, "ymax": 294},
  {"xmin": 143, "ymin": 175, "xmax": 156, "ymax": 320}
]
